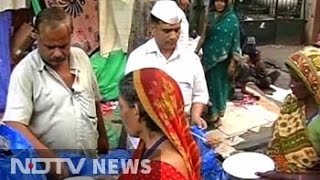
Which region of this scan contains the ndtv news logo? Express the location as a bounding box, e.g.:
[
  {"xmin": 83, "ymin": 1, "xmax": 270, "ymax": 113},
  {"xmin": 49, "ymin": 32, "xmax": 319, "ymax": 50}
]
[{"xmin": 10, "ymin": 158, "xmax": 151, "ymax": 175}]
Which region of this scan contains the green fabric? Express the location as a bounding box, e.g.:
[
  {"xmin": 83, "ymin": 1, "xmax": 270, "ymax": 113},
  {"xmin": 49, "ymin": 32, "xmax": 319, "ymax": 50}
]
[
  {"xmin": 31, "ymin": 0, "xmax": 42, "ymax": 15},
  {"xmin": 206, "ymin": 60, "xmax": 231, "ymax": 120},
  {"xmin": 105, "ymin": 120, "xmax": 120, "ymax": 149},
  {"xmin": 202, "ymin": 6, "xmax": 241, "ymax": 120},
  {"xmin": 103, "ymin": 107, "xmax": 122, "ymax": 149},
  {"xmin": 308, "ymin": 114, "xmax": 320, "ymax": 154},
  {"xmin": 90, "ymin": 50, "xmax": 127, "ymax": 101},
  {"xmin": 202, "ymin": 7, "xmax": 241, "ymax": 72}
]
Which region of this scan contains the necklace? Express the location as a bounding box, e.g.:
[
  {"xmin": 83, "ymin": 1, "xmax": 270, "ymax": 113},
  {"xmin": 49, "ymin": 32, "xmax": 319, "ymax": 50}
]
[{"xmin": 142, "ymin": 135, "xmax": 167, "ymax": 159}]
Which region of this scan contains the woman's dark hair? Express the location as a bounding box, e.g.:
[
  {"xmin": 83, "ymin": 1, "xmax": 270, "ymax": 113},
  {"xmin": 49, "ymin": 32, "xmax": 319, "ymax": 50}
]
[
  {"xmin": 210, "ymin": 0, "xmax": 229, "ymax": 11},
  {"xmin": 119, "ymin": 72, "xmax": 161, "ymax": 132}
]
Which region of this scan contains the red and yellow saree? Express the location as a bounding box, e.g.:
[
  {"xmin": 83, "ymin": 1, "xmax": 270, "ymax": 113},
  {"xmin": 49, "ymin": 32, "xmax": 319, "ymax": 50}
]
[{"xmin": 119, "ymin": 68, "xmax": 201, "ymax": 180}]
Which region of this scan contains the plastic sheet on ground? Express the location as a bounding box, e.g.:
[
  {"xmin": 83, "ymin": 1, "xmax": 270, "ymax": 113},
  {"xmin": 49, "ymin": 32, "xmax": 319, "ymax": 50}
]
[
  {"xmin": 191, "ymin": 126, "xmax": 229, "ymax": 180},
  {"xmin": 0, "ymin": 125, "xmax": 132, "ymax": 179}
]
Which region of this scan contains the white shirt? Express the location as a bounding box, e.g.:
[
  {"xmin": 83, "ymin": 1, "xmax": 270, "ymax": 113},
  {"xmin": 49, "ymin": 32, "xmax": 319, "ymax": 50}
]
[
  {"xmin": 125, "ymin": 38, "xmax": 209, "ymax": 113},
  {"xmin": 178, "ymin": 8, "xmax": 189, "ymax": 48},
  {"xmin": 3, "ymin": 47, "xmax": 100, "ymax": 157}
]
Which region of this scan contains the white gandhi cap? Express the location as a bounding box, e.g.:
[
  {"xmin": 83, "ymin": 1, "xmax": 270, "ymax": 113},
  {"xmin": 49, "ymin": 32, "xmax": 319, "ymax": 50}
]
[{"xmin": 151, "ymin": 0, "xmax": 182, "ymax": 24}]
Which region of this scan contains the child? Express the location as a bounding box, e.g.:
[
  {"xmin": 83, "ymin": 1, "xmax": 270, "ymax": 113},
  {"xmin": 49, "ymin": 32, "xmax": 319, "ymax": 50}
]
[{"xmin": 236, "ymin": 48, "xmax": 280, "ymax": 95}]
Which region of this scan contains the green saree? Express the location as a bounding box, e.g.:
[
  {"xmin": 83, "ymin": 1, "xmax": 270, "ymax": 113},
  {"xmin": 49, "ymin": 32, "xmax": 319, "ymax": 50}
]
[{"xmin": 202, "ymin": 5, "xmax": 241, "ymax": 121}]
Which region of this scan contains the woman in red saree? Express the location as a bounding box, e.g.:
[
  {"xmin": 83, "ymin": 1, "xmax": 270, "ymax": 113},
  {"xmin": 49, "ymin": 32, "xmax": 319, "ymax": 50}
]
[{"xmin": 118, "ymin": 68, "xmax": 201, "ymax": 180}]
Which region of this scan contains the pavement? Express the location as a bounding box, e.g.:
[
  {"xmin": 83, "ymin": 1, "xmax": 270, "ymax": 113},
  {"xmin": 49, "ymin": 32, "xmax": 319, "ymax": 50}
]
[{"xmin": 258, "ymin": 45, "xmax": 303, "ymax": 90}]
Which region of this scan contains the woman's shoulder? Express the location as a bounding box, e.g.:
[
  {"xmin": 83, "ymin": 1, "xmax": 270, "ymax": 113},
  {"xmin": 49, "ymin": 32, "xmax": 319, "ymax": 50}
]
[
  {"xmin": 225, "ymin": 11, "xmax": 239, "ymax": 23},
  {"xmin": 152, "ymin": 145, "xmax": 189, "ymax": 178},
  {"xmin": 135, "ymin": 160, "xmax": 187, "ymax": 180},
  {"xmin": 160, "ymin": 149, "xmax": 188, "ymax": 167}
]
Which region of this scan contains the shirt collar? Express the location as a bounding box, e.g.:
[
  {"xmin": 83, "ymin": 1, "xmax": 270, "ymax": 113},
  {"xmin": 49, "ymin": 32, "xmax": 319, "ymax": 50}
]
[
  {"xmin": 146, "ymin": 38, "xmax": 161, "ymax": 54},
  {"xmin": 146, "ymin": 38, "xmax": 181, "ymax": 60},
  {"xmin": 35, "ymin": 49, "xmax": 79, "ymax": 72}
]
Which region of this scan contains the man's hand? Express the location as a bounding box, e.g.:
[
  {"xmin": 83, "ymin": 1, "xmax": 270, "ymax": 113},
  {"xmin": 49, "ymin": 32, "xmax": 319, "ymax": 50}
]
[
  {"xmin": 5, "ymin": 122, "xmax": 69, "ymax": 180},
  {"xmin": 98, "ymin": 135, "xmax": 109, "ymax": 154},
  {"xmin": 191, "ymin": 103, "xmax": 207, "ymax": 129},
  {"xmin": 256, "ymin": 171, "xmax": 294, "ymax": 180},
  {"xmin": 192, "ymin": 116, "xmax": 208, "ymax": 129},
  {"xmin": 96, "ymin": 102, "xmax": 109, "ymax": 154},
  {"xmin": 47, "ymin": 161, "xmax": 69, "ymax": 180}
]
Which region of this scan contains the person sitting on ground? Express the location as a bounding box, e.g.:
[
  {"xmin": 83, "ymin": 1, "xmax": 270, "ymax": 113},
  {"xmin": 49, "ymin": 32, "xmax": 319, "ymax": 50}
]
[
  {"xmin": 118, "ymin": 68, "xmax": 201, "ymax": 180},
  {"xmin": 257, "ymin": 46, "xmax": 320, "ymax": 178},
  {"xmin": 235, "ymin": 48, "xmax": 280, "ymax": 96}
]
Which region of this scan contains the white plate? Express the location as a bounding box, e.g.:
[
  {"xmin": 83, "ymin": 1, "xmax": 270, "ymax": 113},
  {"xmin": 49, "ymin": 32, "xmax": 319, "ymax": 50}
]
[{"xmin": 222, "ymin": 152, "xmax": 275, "ymax": 179}]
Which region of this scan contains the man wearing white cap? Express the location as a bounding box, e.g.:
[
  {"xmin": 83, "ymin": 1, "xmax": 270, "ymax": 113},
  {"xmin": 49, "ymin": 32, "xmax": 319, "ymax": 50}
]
[{"xmin": 125, "ymin": 0, "xmax": 209, "ymax": 132}]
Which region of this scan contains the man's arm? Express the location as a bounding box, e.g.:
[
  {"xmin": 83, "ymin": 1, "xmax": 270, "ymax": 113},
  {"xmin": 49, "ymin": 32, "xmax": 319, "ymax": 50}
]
[
  {"xmin": 2, "ymin": 59, "xmax": 68, "ymax": 179},
  {"xmin": 5, "ymin": 122, "xmax": 69, "ymax": 179},
  {"xmin": 191, "ymin": 103, "xmax": 207, "ymax": 129},
  {"xmin": 5, "ymin": 122, "xmax": 54, "ymax": 153},
  {"xmin": 96, "ymin": 101, "xmax": 109, "ymax": 154},
  {"xmin": 256, "ymin": 171, "xmax": 320, "ymax": 180},
  {"xmin": 84, "ymin": 49, "xmax": 109, "ymax": 154},
  {"xmin": 3, "ymin": 60, "xmax": 54, "ymax": 154},
  {"xmin": 191, "ymin": 55, "xmax": 210, "ymax": 129}
]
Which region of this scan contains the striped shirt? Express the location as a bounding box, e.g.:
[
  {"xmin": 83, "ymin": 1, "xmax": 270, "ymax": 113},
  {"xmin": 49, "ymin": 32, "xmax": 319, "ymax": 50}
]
[{"xmin": 3, "ymin": 47, "xmax": 100, "ymax": 157}]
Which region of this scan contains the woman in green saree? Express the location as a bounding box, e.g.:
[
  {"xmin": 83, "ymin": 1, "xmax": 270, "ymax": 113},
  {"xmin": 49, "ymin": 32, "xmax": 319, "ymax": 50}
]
[{"xmin": 202, "ymin": 0, "xmax": 241, "ymax": 126}]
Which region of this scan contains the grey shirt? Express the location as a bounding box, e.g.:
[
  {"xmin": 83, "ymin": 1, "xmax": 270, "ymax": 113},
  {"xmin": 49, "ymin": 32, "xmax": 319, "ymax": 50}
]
[{"xmin": 3, "ymin": 47, "xmax": 101, "ymax": 157}]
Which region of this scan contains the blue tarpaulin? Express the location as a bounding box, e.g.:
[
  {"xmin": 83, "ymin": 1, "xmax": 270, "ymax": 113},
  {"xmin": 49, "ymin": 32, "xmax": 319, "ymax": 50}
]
[
  {"xmin": 191, "ymin": 126, "xmax": 229, "ymax": 180},
  {"xmin": 0, "ymin": 125, "xmax": 46, "ymax": 180},
  {"xmin": 0, "ymin": 10, "xmax": 12, "ymax": 113},
  {"xmin": 0, "ymin": 125, "xmax": 131, "ymax": 179}
]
